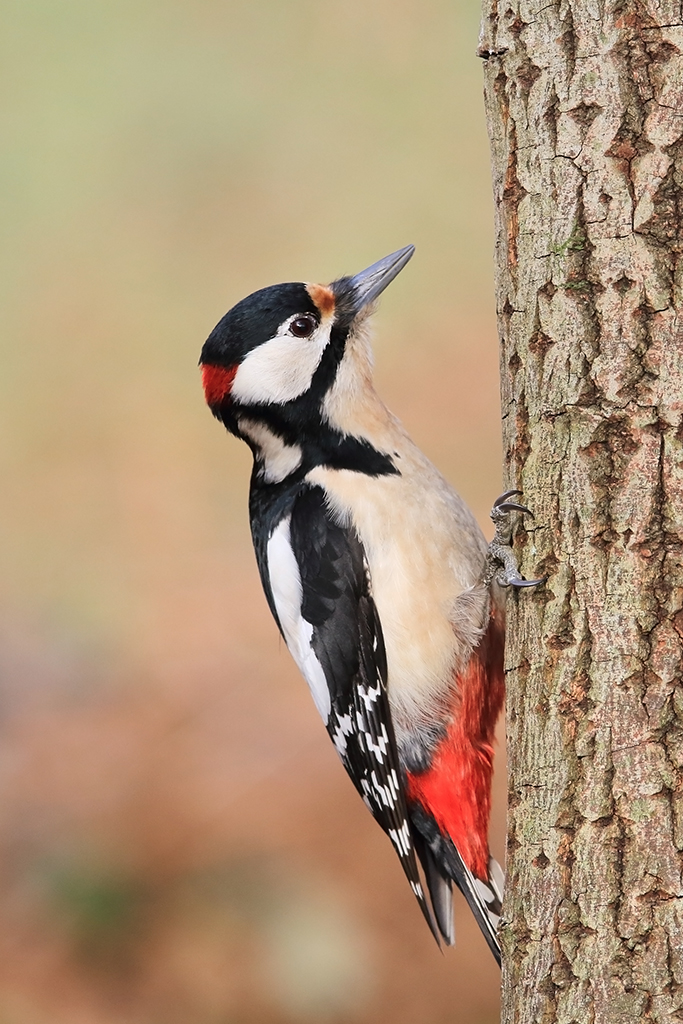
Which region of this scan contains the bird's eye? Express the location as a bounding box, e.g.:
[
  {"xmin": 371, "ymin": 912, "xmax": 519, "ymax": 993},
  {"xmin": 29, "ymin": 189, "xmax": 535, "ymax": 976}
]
[{"xmin": 288, "ymin": 315, "xmax": 317, "ymax": 338}]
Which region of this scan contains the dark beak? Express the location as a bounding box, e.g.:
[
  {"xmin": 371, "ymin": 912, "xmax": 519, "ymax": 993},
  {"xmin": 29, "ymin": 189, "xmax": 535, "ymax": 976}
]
[{"xmin": 347, "ymin": 245, "xmax": 415, "ymax": 309}]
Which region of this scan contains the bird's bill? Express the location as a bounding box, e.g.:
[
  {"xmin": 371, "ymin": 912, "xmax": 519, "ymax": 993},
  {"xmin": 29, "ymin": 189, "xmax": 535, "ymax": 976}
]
[{"xmin": 347, "ymin": 244, "xmax": 415, "ymax": 309}]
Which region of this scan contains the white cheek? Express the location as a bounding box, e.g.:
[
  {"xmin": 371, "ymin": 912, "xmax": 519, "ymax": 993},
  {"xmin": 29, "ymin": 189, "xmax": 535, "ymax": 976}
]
[{"xmin": 232, "ymin": 325, "xmax": 331, "ymax": 405}]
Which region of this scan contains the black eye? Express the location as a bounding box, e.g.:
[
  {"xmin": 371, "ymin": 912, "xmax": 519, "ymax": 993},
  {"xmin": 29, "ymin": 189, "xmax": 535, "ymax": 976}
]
[{"xmin": 289, "ymin": 315, "xmax": 317, "ymax": 338}]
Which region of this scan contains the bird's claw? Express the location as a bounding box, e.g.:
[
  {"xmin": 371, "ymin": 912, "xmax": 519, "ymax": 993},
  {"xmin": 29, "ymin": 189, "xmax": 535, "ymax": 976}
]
[
  {"xmin": 484, "ymin": 491, "xmax": 545, "ymax": 589},
  {"xmin": 492, "ymin": 489, "xmax": 522, "ymax": 505},
  {"xmin": 496, "ymin": 501, "xmax": 533, "ymax": 516},
  {"xmin": 492, "ymin": 489, "xmax": 533, "ymax": 517}
]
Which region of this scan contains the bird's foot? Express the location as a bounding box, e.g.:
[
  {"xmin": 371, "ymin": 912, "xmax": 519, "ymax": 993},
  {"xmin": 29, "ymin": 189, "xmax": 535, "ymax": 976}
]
[{"xmin": 484, "ymin": 490, "xmax": 545, "ymax": 589}]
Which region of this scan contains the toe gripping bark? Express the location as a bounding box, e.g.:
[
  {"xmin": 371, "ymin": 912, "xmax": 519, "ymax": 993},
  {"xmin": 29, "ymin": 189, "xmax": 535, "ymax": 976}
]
[{"xmin": 484, "ymin": 490, "xmax": 545, "ymax": 589}]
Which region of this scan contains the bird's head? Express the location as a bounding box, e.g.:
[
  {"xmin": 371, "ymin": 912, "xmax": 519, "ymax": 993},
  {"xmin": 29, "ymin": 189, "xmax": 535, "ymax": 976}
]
[{"xmin": 199, "ymin": 246, "xmax": 414, "ymax": 446}]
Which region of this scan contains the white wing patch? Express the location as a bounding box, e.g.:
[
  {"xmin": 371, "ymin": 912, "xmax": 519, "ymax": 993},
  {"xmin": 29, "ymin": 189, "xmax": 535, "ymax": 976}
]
[{"xmin": 267, "ymin": 517, "xmax": 331, "ymax": 723}]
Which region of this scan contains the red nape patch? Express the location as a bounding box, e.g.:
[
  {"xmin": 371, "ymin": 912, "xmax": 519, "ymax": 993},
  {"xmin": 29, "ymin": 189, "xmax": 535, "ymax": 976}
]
[
  {"xmin": 406, "ymin": 612, "xmax": 505, "ymax": 880},
  {"xmin": 201, "ymin": 364, "xmax": 238, "ymax": 406}
]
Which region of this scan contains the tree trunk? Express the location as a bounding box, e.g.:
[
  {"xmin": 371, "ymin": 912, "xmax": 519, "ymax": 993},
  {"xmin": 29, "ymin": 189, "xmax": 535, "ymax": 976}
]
[{"xmin": 479, "ymin": 2, "xmax": 683, "ymax": 1021}]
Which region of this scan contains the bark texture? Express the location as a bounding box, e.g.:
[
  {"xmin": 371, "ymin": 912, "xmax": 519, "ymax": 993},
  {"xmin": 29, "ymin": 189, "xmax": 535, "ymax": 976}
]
[{"xmin": 479, "ymin": 1, "xmax": 683, "ymax": 1021}]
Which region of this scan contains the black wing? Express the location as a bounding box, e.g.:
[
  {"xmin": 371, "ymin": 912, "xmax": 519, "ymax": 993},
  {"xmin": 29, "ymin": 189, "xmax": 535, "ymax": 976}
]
[{"xmin": 285, "ymin": 485, "xmax": 439, "ymax": 941}]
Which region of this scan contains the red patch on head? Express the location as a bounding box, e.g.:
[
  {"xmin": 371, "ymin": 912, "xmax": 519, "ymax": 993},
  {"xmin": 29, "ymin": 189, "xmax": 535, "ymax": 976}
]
[
  {"xmin": 201, "ymin": 363, "xmax": 238, "ymax": 406},
  {"xmin": 405, "ymin": 612, "xmax": 505, "ymax": 880}
]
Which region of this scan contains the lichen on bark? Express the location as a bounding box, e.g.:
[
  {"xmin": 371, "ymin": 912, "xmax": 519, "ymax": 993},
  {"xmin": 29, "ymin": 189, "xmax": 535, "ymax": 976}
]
[{"xmin": 479, "ymin": 0, "xmax": 683, "ymax": 1021}]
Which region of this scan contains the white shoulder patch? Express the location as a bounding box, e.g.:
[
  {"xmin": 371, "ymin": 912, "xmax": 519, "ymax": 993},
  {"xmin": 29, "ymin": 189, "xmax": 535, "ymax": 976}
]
[{"xmin": 267, "ymin": 517, "xmax": 331, "ymax": 723}]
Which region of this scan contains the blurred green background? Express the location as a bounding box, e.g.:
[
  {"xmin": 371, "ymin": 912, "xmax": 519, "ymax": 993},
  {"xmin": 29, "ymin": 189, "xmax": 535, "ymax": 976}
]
[{"xmin": 0, "ymin": 1, "xmax": 504, "ymax": 1021}]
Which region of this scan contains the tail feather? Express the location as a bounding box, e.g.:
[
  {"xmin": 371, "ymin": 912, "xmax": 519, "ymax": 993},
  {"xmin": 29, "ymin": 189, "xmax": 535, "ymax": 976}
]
[
  {"xmin": 451, "ymin": 848, "xmax": 502, "ymax": 965},
  {"xmin": 410, "ymin": 803, "xmax": 502, "ymax": 964},
  {"xmin": 488, "ymin": 855, "xmax": 505, "ymax": 903},
  {"xmin": 414, "ymin": 831, "xmax": 455, "ymax": 946},
  {"xmin": 425, "ymin": 862, "xmax": 455, "ymax": 947}
]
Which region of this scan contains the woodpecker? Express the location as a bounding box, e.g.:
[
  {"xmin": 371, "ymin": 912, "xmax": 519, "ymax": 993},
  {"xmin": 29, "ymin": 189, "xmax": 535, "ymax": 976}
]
[{"xmin": 199, "ymin": 246, "xmax": 540, "ymax": 961}]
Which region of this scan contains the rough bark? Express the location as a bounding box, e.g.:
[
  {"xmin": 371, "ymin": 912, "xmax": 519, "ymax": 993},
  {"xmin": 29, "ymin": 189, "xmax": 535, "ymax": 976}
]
[{"xmin": 479, "ymin": 1, "xmax": 683, "ymax": 1021}]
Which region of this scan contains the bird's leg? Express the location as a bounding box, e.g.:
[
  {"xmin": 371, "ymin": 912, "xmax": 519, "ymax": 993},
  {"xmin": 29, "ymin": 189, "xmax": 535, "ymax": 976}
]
[{"xmin": 484, "ymin": 490, "xmax": 545, "ymax": 589}]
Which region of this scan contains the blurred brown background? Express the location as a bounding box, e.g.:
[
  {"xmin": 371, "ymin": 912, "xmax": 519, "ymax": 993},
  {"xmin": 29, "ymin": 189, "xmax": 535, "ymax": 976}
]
[{"xmin": 0, "ymin": 1, "xmax": 505, "ymax": 1021}]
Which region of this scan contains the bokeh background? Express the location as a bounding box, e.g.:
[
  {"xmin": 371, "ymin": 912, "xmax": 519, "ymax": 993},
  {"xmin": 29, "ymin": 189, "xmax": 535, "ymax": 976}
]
[{"xmin": 0, "ymin": 1, "xmax": 505, "ymax": 1021}]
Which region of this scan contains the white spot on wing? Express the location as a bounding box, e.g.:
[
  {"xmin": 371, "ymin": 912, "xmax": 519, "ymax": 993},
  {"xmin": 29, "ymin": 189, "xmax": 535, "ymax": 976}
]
[
  {"xmin": 332, "ymin": 712, "xmax": 353, "ymax": 755},
  {"xmin": 364, "ymin": 722, "xmax": 389, "ymax": 764},
  {"xmin": 359, "ymin": 681, "xmax": 381, "ymax": 708},
  {"xmin": 388, "ymin": 820, "xmax": 412, "ymax": 858},
  {"xmin": 267, "ymin": 518, "xmax": 331, "ymax": 723},
  {"xmin": 370, "ymin": 771, "xmax": 396, "ymax": 809},
  {"xmin": 388, "ymin": 769, "xmax": 399, "ymax": 801}
]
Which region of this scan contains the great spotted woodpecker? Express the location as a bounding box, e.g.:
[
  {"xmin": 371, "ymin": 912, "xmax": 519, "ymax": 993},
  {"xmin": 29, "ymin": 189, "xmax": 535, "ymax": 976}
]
[{"xmin": 199, "ymin": 246, "xmax": 540, "ymax": 961}]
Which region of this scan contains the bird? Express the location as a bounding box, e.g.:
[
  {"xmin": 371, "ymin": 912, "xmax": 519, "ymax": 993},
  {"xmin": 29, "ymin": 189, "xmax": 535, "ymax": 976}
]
[{"xmin": 199, "ymin": 245, "xmax": 540, "ymax": 961}]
